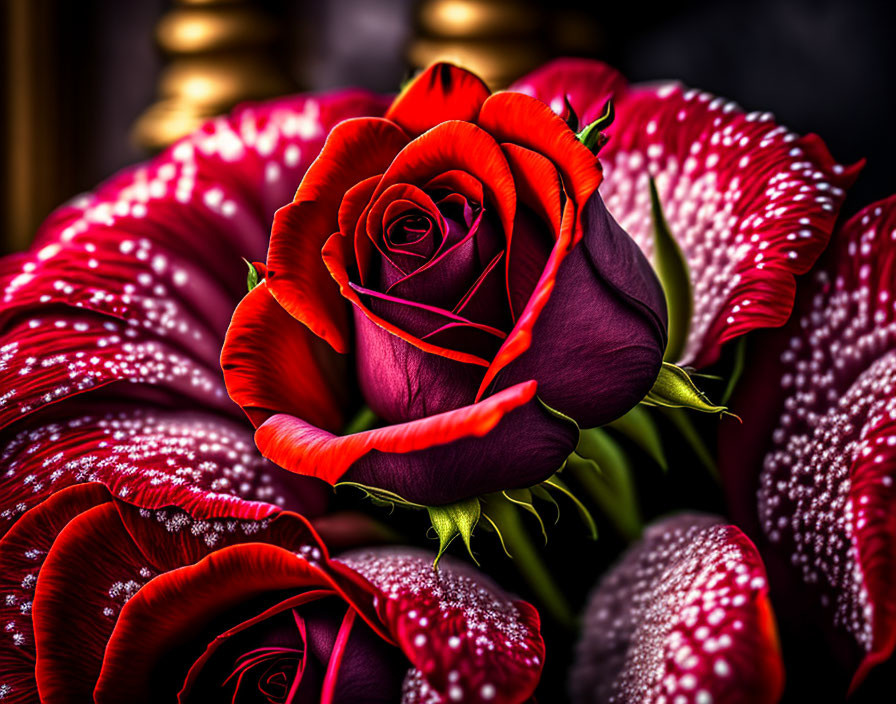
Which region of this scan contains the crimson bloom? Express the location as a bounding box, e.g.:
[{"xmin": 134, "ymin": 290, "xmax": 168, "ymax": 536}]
[
  {"xmin": 222, "ymin": 62, "xmax": 669, "ymax": 506},
  {"xmin": 571, "ymin": 513, "xmax": 784, "ymax": 704},
  {"xmin": 0, "ymin": 480, "xmax": 544, "ymax": 704},
  {"xmin": 721, "ymin": 196, "xmax": 896, "ymax": 696}
]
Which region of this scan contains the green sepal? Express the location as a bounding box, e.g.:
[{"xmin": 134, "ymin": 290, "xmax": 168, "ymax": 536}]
[
  {"xmin": 570, "ymin": 429, "xmax": 642, "ymax": 540},
  {"xmin": 427, "ymin": 498, "xmax": 481, "ymax": 567},
  {"xmin": 243, "ymin": 258, "xmax": 260, "ymax": 292},
  {"xmin": 644, "ymin": 362, "xmax": 730, "ymax": 415},
  {"xmin": 562, "ymin": 94, "xmax": 579, "ymax": 132},
  {"xmin": 334, "ymin": 482, "xmax": 425, "ymax": 511},
  {"xmin": 608, "ymin": 404, "xmax": 668, "ymax": 472},
  {"xmin": 540, "ymin": 474, "xmax": 597, "ymax": 540},
  {"xmin": 721, "ymin": 336, "xmax": 748, "ymax": 405},
  {"xmin": 530, "ymin": 485, "xmax": 560, "ymax": 524},
  {"xmin": 576, "ymin": 98, "xmax": 614, "ymax": 154},
  {"xmin": 503, "ymin": 489, "xmax": 547, "ymax": 544},
  {"xmin": 649, "ymin": 177, "xmax": 693, "ymax": 362},
  {"xmin": 342, "ymin": 405, "xmax": 379, "ymax": 435}
]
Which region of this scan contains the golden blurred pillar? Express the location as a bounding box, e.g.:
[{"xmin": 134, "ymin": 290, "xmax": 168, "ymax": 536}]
[
  {"xmin": 409, "ymin": 0, "xmax": 548, "ymax": 90},
  {"xmin": 133, "ymin": 0, "xmax": 295, "ymax": 151}
]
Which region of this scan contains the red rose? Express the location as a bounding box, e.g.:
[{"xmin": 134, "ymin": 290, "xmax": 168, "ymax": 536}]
[{"xmin": 222, "ymin": 63, "xmax": 668, "ymax": 505}]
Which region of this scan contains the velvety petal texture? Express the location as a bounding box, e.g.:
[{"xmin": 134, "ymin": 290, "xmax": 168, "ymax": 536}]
[
  {"xmin": 571, "ymin": 513, "xmax": 783, "ymax": 704},
  {"xmin": 721, "ymin": 196, "xmax": 896, "ymax": 692}
]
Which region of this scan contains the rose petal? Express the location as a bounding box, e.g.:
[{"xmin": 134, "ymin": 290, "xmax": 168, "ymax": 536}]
[
  {"xmin": 254, "ymin": 380, "xmax": 548, "ymax": 497},
  {"xmin": 571, "ymin": 513, "xmax": 783, "ymax": 704},
  {"xmin": 478, "ymin": 91, "xmax": 603, "ymax": 215},
  {"xmin": 385, "ymin": 63, "xmax": 491, "ymax": 138},
  {"xmin": 267, "ymin": 117, "xmax": 409, "ymax": 353},
  {"xmin": 510, "ymin": 58, "xmax": 627, "ymax": 127},
  {"xmin": 221, "ymin": 281, "xmax": 349, "ymax": 431},
  {"xmin": 600, "ymin": 82, "xmax": 861, "ymax": 367},
  {"xmin": 721, "ymin": 196, "xmax": 896, "ymax": 691},
  {"xmin": 488, "ymin": 191, "xmax": 666, "ymax": 427},
  {"xmin": 339, "ymin": 547, "xmax": 545, "ymax": 704}
]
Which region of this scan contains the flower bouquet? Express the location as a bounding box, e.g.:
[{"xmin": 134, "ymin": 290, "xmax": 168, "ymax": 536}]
[{"xmin": 1, "ymin": 56, "xmax": 891, "ymax": 703}]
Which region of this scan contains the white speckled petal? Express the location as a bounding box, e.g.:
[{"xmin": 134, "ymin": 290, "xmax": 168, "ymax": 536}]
[
  {"xmin": 339, "ymin": 547, "xmax": 544, "ymax": 704},
  {"xmin": 571, "ymin": 513, "xmax": 783, "ymax": 704},
  {"xmin": 599, "ymin": 83, "xmax": 860, "ymax": 367},
  {"xmin": 723, "ymin": 196, "xmax": 896, "ymax": 690}
]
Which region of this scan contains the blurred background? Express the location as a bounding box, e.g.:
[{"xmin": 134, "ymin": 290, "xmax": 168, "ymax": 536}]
[{"xmin": 2, "ymin": 0, "xmax": 894, "ymax": 255}]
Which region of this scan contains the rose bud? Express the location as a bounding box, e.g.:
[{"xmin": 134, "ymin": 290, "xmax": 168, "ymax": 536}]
[
  {"xmin": 513, "ymin": 59, "xmax": 860, "ymax": 367},
  {"xmin": 0, "ymin": 483, "xmax": 544, "ymax": 703},
  {"xmin": 721, "ymin": 197, "xmax": 896, "ymax": 695},
  {"xmin": 571, "ymin": 513, "xmax": 783, "ymax": 704},
  {"xmin": 222, "ymin": 62, "xmax": 669, "ymax": 506}
]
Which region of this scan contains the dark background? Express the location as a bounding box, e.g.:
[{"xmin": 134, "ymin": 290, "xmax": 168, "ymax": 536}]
[{"xmin": 2, "ymin": 0, "xmax": 894, "ymax": 700}]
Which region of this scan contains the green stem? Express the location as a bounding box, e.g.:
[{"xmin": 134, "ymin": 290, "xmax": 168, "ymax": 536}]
[{"xmin": 486, "ymin": 498, "xmax": 576, "ymax": 629}]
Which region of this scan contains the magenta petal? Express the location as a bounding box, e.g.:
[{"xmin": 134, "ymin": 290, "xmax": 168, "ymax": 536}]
[{"xmin": 571, "ymin": 513, "xmax": 784, "ymax": 704}]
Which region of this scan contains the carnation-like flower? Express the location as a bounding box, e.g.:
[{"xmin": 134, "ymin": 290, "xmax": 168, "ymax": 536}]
[
  {"xmin": 570, "ymin": 513, "xmax": 783, "ymax": 704},
  {"xmin": 721, "ymin": 196, "xmax": 896, "ymax": 695},
  {"xmin": 222, "ymin": 62, "xmax": 669, "ymax": 506}
]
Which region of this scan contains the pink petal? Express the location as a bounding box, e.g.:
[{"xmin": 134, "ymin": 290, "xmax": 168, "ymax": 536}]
[
  {"xmin": 339, "ymin": 547, "xmax": 544, "ymax": 704},
  {"xmin": 600, "ymin": 82, "xmax": 861, "ymax": 367},
  {"xmin": 572, "ymin": 513, "xmax": 783, "ymax": 704},
  {"xmin": 721, "ymin": 196, "xmax": 896, "ymax": 690}
]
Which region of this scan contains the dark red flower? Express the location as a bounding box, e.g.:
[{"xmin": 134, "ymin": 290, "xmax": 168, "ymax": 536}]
[
  {"xmin": 721, "ymin": 196, "xmax": 896, "ymax": 693},
  {"xmin": 222, "ymin": 62, "xmax": 668, "ymax": 505},
  {"xmin": 571, "ymin": 513, "xmax": 784, "ymax": 704},
  {"xmin": 513, "ymin": 59, "xmax": 861, "ymax": 367},
  {"xmin": 0, "ymin": 482, "xmax": 544, "ymax": 704}
]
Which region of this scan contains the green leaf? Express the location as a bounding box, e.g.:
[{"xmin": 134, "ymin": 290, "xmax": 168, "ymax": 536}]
[
  {"xmin": 644, "ymin": 362, "xmax": 729, "ymax": 415},
  {"xmin": 427, "ymin": 498, "xmax": 481, "ymax": 567},
  {"xmin": 576, "ymin": 98, "xmax": 614, "ymax": 154},
  {"xmin": 649, "ymin": 178, "xmax": 692, "ymax": 362},
  {"xmin": 570, "ymin": 429, "xmax": 642, "ymax": 541},
  {"xmin": 608, "ymin": 404, "xmax": 668, "ymax": 472},
  {"xmin": 243, "ymin": 258, "xmax": 260, "ymax": 292},
  {"xmin": 540, "ymin": 474, "xmax": 597, "ymax": 540},
  {"xmin": 342, "ymin": 405, "xmax": 379, "ymax": 435},
  {"xmin": 661, "ymin": 407, "xmax": 720, "ymax": 480},
  {"xmin": 721, "ymin": 336, "xmax": 748, "ymax": 405}
]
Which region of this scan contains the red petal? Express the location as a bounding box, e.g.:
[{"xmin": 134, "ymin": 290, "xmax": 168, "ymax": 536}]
[
  {"xmin": 0, "ymin": 408, "xmax": 326, "ymax": 537},
  {"xmin": 510, "ymin": 58, "xmax": 627, "ymax": 127},
  {"xmin": 339, "ymin": 547, "xmax": 545, "ymax": 704},
  {"xmin": 477, "ymin": 91, "xmax": 603, "ymax": 214},
  {"xmin": 0, "ymin": 312, "xmax": 230, "ymax": 432},
  {"xmin": 221, "ymin": 281, "xmax": 349, "ymax": 431},
  {"xmin": 254, "ymin": 380, "xmax": 537, "ymax": 485},
  {"xmin": 721, "ymin": 196, "xmax": 896, "ymax": 690},
  {"xmin": 31, "ymin": 497, "xmax": 325, "ymax": 703},
  {"xmin": 600, "ymin": 82, "xmax": 861, "ymax": 367},
  {"xmin": 321, "ymin": 229, "xmax": 492, "ymax": 367},
  {"xmin": 266, "ymin": 117, "xmax": 408, "ymax": 353},
  {"xmin": 0, "ymin": 484, "xmax": 109, "ymax": 704},
  {"xmin": 385, "ymin": 63, "xmax": 491, "ymax": 137},
  {"xmin": 572, "ymin": 514, "xmax": 783, "ymax": 704}
]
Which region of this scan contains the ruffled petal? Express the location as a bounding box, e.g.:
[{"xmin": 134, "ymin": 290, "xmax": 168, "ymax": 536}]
[
  {"xmin": 600, "ymin": 82, "xmax": 861, "ymax": 366},
  {"xmin": 267, "ymin": 117, "xmax": 409, "ymax": 353},
  {"xmin": 385, "ymin": 63, "xmax": 491, "ymax": 138},
  {"xmin": 221, "ymin": 281, "xmax": 349, "ymax": 431},
  {"xmin": 721, "ymin": 196, "xmax": 896, "ymax": 692},
  {"xmin": 510, "ymin": 58, "xmax": 627, "ymax": 127},
  {"xmin": 254, "ymin": 380, "xmax": 572, "ymax": 504},
  {"xmin": 340, "ymin": 548, "xmax": 545, "ymax": 704},
  {"xmin": 477, "ymin": 91, "xmax": 603, "ymax": 215},
  {"xmin": 571, "ymin": 514, "xmax": 783, "ymax": 704}
]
